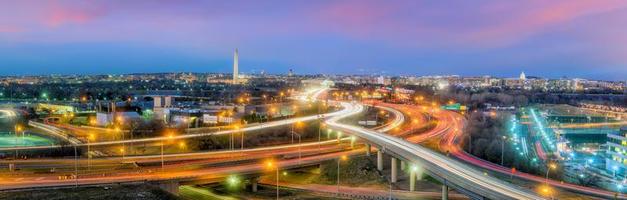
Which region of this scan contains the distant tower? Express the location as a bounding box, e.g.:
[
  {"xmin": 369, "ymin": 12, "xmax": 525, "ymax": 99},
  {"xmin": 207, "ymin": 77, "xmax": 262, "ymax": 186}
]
[
  {"xmin": 519, "ymin": 71, "xmax": 526, "ymax": 80},
  {"xmin": 233, "ymin": 48, "xmax": 239, "ymax": 84},
  {"xmin": 288, "ymin": 69, "xmax": 294, "ymax": 77}
]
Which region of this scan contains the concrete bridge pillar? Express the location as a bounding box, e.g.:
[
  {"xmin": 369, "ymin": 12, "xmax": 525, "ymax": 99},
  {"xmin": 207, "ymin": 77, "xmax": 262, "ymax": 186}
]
[
  {"xmin": 251, "ymin": 180, "xmax": 258, "ymax": 192},
  {"xmin": 409, "ymin": 170, "xmax": 416, "ymax": 191},
  {"xmin": 158, "ymin": 180, "xmax": 180, "ymax": 196},
  {"xmin": 366, "ymin": 144, "xmax": 371, "ymax": 156},
  {"xmin": 377, "ymin": 150, "xmax": 383, "ymax": 171},
  {"xmin": 442, "ymin": 184, "xmax": 449, "ymax": 200},
  {"xmin": 391, "ymin": 157, "xmax": 398, "ymax": 183}
]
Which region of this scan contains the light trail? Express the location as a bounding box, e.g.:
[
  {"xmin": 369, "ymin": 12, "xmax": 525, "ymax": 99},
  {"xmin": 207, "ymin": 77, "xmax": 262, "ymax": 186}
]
[
  {"xmin": 558, "ymin": 121, "xmax": 627, "ymax": 128},
  {"xmin": 374, "ymin": 105, "xmax": 405, "ymax": 133},
  {"xmin": 326, "ymin": 102, "xmax": 543, "ymax": 200},
  {"xmin": 0, "ymin": 88, "xmax": 344, "ymax": 151},
  {"xmin": 0, "ymin": 109, "xmax": 17, "ymax": 118}
]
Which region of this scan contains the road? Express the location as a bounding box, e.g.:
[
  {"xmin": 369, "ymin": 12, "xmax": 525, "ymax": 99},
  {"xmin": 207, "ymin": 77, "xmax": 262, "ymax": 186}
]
[
  {"xmin": 437, "ymin": 110, "xmax": 627, "ymax": 199},
  {"xmin": 0, "ymin": 138, "xmax": 354, "ymax": 170},
  {"xmin": 0, "ymin": 147, "xmax": 365, "ymax": 191},
  {"xmin": 0, "ymin": 103, "xmax": 346, "ymax": 151},
  {"xmin": 326, "ymin": 101, "xmax": 543, "ymax": 200},
  {"xmin": 0, "ymin": 87, "xmax": 412, "ymax": 192}
]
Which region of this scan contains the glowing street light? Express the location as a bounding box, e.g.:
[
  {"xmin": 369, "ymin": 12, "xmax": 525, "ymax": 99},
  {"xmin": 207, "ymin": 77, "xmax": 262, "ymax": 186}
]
[
  {"xmin": 87, "ymin": 133, "xmax": 95, "ymax": 170},
  {"xmin": 226, "ymin": 175, "xmax": 240, "ymax": 188},
  {"xmin": 161, "ymin": 132, "xmax": 175, "ymax": 170},
  {"xmin": 337, "ymin": 155, "xmax": 349, "ymax": 195},
  {"xmin": 327, "ymin": 129, "xmax": 333, "ymax": 139},
  {"xmin": 318, "ymin": 122, "xmax": 326, "ymax": 150},
  {"xmin": 119, "ymin": 147, "xmax": 125, "ymax": 159},
  {"xmin": 350, "ymin": 136, "xmax": 356, "ymax": 148},
  {"xmin": 545, "ymin": 163, "xmax": 557, "ymax": 183},
  {"xmin": 337, "ymin": 131, "xmax": 343, "ymax": 143},
  {"xmin": 264, "ymin": 160, "xmax": 280, "ymax": 200},
  {"xmin": 235, "ymin": 125, "xmax": 245, "ymax": 150},
  {"xmin": 178, "ymin": 141, "xmax": 186, "ymax": 150}
]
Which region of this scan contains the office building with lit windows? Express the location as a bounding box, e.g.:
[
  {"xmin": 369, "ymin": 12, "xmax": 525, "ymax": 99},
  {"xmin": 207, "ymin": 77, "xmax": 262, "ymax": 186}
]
[{"xmin": 606, "ymin": 127, "xmax": 627, "ymax": 175}]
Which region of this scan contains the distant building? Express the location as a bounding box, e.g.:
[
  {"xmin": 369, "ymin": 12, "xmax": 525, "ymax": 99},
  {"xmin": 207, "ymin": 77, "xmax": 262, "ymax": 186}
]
[
  {"xmin": 96, "ymin": 111, "xmax": 141, "ymax": 126},
  {"xmin": 606, "ymin": 127, "xmax": 627, "ymax": 176},
  {"xmin": 153, "ymin": 96, "xmax": 175, "ymax": 119}
]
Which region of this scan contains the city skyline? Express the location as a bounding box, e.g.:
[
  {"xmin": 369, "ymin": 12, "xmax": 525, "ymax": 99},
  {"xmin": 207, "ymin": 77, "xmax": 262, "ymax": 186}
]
[{"xmin": 1, "ymin": 0, "xmax": 626, "ymax": 80}]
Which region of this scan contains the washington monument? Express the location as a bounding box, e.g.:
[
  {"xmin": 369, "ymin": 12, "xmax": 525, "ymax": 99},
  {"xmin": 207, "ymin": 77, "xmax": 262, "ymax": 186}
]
[{"xmin": 233, "ymin": 48, "xmax": 239, "ymax": 84}]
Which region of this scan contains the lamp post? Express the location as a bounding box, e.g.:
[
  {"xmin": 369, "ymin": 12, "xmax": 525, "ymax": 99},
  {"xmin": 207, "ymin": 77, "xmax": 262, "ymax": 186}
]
[
  {"xmin": 14, "ymin": 125, "xmax": 22, "ymax": 158},
  {"xmin": 350, "ymin": 136, "xmax": 356, "ymax": 149},
  {"xmin": 541, "ymin": 185, "xmax": 553, "ymax": 200},
  {"xmin": 117, "ymin": 117, "xmax": 125, "ymax": 156},
  {"xmin": 161, "ymin": 134, "xmax": 174, "ymax": 170},
  {"xmin": 236, "ymin": 125, "xmax": 244, "ymax": 150},
  {"xmin": 161, "ymin": 141, "xmax": 164, "ymax": 170},
  {"xmin": 265, "ymin": 161, "xmax": 279, "ymax": 200},
  {"xmin": 291, "ymin": 131, "xmax": 302, "ymax": 165},
  {"xmin": 318, "ymin": 121, "xmax": 325, "ymax": 151},
  {"xmin": 337, "ymin": 155, "xmax": 348, "ymax": 196},
  {"xmin": 546, "ymin": 163, "xmax": 557, "ymax": 184},
  {"xmin": 327, "ymin": 129, "xmax": 332, "ymax": 139},
  {"xmin": 87, "ymin": 133, "xmax": 95, "ymax": 171},
  {"xmin": 291, "ymin": 123, "xmax": 294, "ymax": 144},
  {"xmin": 229, "ymin": 126, "xmax": 233, "ymax": 150},
  {"xmin": 337, "ymin": 131, "xmax": 342, "ymax": 143},
  {"xmin": 178, "ymin": 141, "xmax": 186, "ymax": 152},
  {"xmin": 501, "ymin": 135, "xmax": 507, "ymax": 166},
  {"xmin": 74, "ymin": 144, "xmax": 78, "ymax": 188}
]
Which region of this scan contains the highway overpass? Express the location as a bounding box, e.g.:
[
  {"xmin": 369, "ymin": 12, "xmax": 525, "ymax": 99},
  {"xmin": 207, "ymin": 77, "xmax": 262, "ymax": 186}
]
[{"xmin": 327, "ymin": 101, "xmax": 543, "ymax": 200}]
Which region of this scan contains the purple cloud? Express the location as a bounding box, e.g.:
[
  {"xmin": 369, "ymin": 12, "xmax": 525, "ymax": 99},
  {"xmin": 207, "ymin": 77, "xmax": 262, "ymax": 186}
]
[{"xmin": 0, "ymin": 0, "xmax": 625, "ymax": 80}]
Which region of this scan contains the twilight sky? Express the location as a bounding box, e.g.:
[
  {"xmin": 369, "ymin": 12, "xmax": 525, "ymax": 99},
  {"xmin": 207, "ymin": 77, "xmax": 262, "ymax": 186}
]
[{"xmin": 0, "ymin": 0, "xmax": 626, "ymax": 80}]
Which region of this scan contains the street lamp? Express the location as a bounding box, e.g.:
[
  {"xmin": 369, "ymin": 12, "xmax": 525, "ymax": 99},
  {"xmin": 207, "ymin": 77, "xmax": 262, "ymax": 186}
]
[
  {"xmin": 265, "ymin": 160, "xmax": 280, "ymax": 200},
  {"xmin": 236, "ymin": 125, "xmax": 245, "ymax": 150},
  {"xmin": 546, "ymin": 163, "xmax": 557, "ymax": 183},
  {"xmin": 226, "ymin": 175, "xmax": 240, "ymax": 188},
  {"xmin": 327, "ymin": 129, "xmax": 332, "ymax": 139},
  {"xmin": 14, "ymin": 125, "xmax": 23, "ymax": 158},
  {"xmin": 73, "ymin": 143, "xmax": 78, "ymax": 188},
  {"xmin": 350, "ymin": 136, "xmax": 356, "ymax": 148},
  {"xmin": 291, "ymin": 121, "xmax": 302, "ymax": 144},
  {"xmin": 318, "ymin": 122, "xmax": 326, "ymax": 150},
  {"xmin": 87, "ymin": 133, "xmax": 95, "ymax": 170},
  {"xmin": 178, "ymin": 141, "xmax": 186, "ymax": 151},
  {"xmin": 337, "ymin": 131, "xmax": 342, "ymax": 143},
  {"xmin": 161, "ymin": 133, "xmax": 175, "ymax": 170},
  {"xmin": 120, "ymin": 148, "xmax": 125, "ymax": 160},
  {"xmin": 337, "ymin": 155, "xmax": 348, "ymax": 196},
  {"xmin": 540, "ymin": 185, "xmax": 553, "ymax": 200},
  {"xmin": 501, "ymin": 135, "xmax": 507, "ymax": 166}
]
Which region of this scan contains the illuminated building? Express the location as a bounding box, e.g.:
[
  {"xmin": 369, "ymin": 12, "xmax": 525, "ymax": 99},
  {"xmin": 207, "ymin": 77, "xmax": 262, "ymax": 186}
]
[{"xmin": 606, "ymin": 127, "xmax": 627, "ymax": 176}]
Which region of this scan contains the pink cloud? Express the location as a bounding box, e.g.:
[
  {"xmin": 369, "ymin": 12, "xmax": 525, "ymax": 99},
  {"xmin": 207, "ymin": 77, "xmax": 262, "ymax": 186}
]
[
  {"xmin": 43, "ymin": 2, "xmax": 108, "ymax": 27},
  {"xmin": 466, "ymin": 0, "xmax": 627, "ymax": 46}
]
